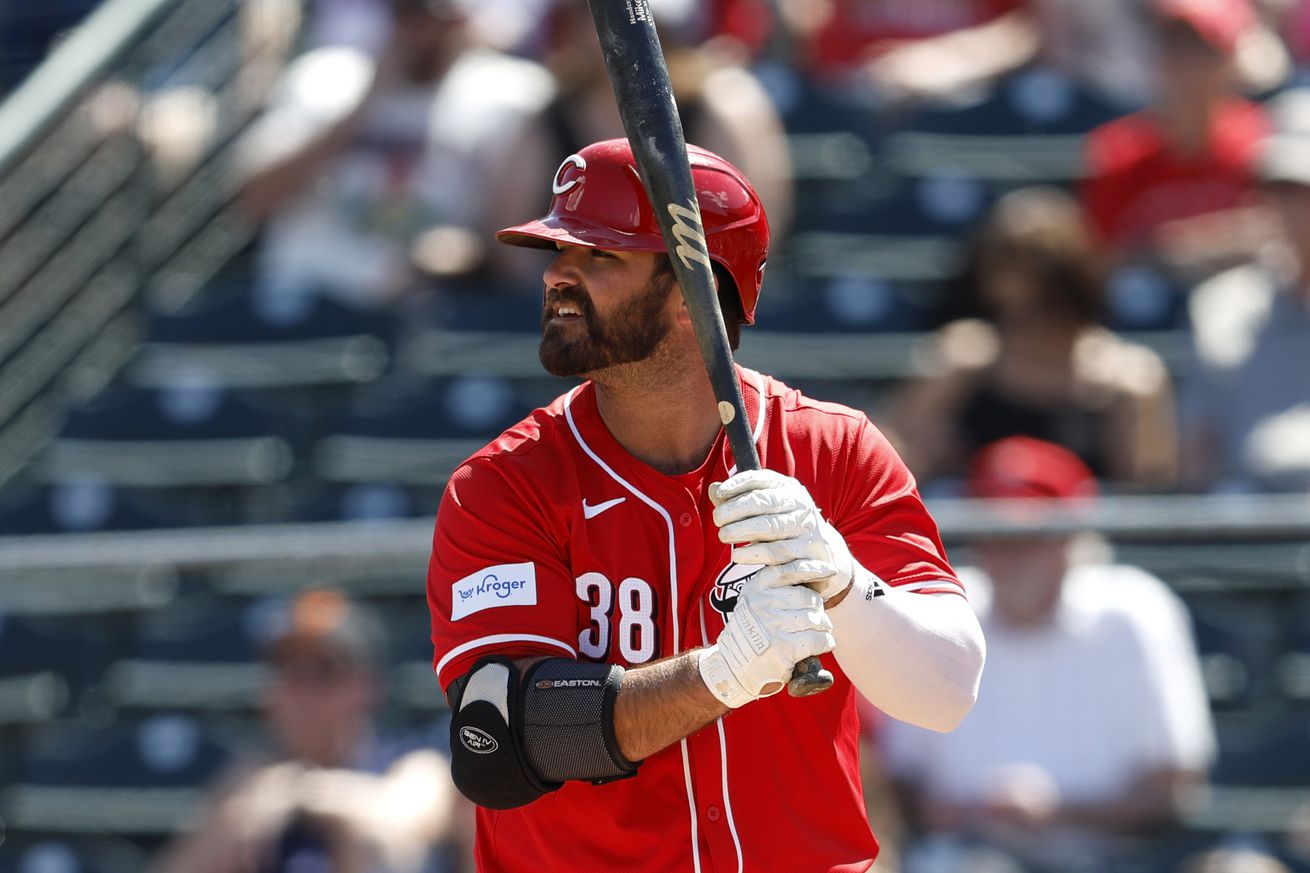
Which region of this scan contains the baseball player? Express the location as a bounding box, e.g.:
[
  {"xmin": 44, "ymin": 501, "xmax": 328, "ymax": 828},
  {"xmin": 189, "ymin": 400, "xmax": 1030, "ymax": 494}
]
[{"xmin": 427, "ymin": 139, "xmax": 986, "ymax": 872}]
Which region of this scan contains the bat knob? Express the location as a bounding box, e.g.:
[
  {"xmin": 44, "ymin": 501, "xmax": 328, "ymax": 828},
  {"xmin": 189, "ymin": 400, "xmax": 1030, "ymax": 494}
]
[{"xmin": 786, "ymin": 656, "xmax": 833, "ymax": 697}]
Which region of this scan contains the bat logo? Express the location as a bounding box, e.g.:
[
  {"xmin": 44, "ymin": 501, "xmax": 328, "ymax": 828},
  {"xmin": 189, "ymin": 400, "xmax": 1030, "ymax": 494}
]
[
  {"xmin": 552, "ymin": 154, "xmax": 587, "ymax": 195},
  {"xmin": 708, "ymin": 561, "xmax": 762, "ymax": 619},
  {"xmin": 667, "ymin": 201, "xmax": 713, "ymax": 274}
]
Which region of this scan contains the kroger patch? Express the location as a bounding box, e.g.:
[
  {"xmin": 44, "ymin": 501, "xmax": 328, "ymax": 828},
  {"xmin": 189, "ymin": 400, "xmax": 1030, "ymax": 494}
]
[{"xmin": 452, "ymin": 561, "xmax": 537, "ymax": 620}]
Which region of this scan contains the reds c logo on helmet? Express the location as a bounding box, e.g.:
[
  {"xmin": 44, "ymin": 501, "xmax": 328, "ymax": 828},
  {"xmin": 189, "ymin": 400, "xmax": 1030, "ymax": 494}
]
[{"xmin": 496, "ymin": 138, "xmax": 770, "ymax": 325}]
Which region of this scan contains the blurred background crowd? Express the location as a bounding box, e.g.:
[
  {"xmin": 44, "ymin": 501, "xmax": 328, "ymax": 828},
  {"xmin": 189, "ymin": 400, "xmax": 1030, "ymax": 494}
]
[{"xmin": 0, "ymin": 0, "xmax": 1309, "ymax": 871}]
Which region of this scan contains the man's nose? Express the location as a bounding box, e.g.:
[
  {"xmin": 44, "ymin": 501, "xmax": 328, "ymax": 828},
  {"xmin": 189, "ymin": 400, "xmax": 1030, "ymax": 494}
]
[{"xmin": 543, "ymin": 246, "xmax": 586, "ymax": 290}]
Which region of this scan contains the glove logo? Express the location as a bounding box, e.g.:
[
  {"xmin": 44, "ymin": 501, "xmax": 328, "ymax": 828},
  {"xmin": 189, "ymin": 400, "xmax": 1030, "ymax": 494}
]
[
  {"xmin": 459, "ymin": 726, "xmax": 499, "ymax": 755},
  {"xmin": 708, "ymin": 561, "xmax": 762, "ymax": 620}
]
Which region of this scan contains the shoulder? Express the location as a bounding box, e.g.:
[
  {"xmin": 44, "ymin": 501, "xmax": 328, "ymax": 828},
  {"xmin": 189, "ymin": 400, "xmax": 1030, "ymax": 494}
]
[
  {"xmin": 750, "ymin": 368, "xmax": 911, "ymax": 480},
  {"xmin": 924, "ymin": 319, "xmax": 999, "ymax": 377},
  {"xmin": 1064, "ymin": 563, "xmax": 1188, "ymax": 633},
  {"xmin": 1217, "ymin": 99, "xmax": 1271, "ymax": 146},
  {"xmin": 1073, "ymin": 327, "xmax": 1170, "ymax": 400},
  {"xmin": 1085, "ymin": 111, "xmax": 1162, "ymax": 173},
  {"xmin": 752, "ymin": 369, "xmax": 869, "ymax": 436},
  {"xmin": 448, "ymin": 48, "xmax": 555, "ymax": 109},
  {"xmin": 446, "ymin": 390, "xmax": 581, "ymax": 500},
  {"xmin": 1189, "ymin": 262, "xmax": 1279, "ymax": 370},
  {"xmin": 280, "ymin": 47, "xmax": 376, "ymax": 117}
]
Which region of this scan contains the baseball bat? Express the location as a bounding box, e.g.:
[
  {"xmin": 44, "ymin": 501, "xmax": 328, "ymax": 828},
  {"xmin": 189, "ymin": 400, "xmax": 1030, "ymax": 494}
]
[{"xmin": 586, "ymin": 0, "xmax": 833, "ymax": 697}]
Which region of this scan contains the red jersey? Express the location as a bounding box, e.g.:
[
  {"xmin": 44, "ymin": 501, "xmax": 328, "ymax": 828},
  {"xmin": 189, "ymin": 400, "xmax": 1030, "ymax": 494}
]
[
  {"xmin": 428, "ymin": 367, "xmax": 963, "ymax": 873},
  {"xmin": 805, "ymin": 0, "xmax": 1024, "ymax": 77},
  {"xmin": 1080, "ymin": 100, "xmax": 1269, "ymax": 251}
]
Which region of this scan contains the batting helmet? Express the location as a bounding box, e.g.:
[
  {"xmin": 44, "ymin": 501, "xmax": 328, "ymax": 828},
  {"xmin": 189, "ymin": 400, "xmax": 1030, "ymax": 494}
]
[{"xmin": 496, "ymin": 138, "xmax": 770, "ymax": 324}]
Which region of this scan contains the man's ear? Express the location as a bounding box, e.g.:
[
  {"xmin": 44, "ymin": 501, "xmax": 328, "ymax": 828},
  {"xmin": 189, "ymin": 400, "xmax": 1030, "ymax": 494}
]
[{"xmin": 674, "ymin": 293, "xmax": 694, "ymax": 327}]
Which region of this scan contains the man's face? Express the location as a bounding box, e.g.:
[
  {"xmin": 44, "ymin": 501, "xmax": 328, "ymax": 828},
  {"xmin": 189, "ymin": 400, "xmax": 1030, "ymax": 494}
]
[
  {"xmin": 539, "ymin": 245, "xmax": 678, "ymax": 378},
  {"xmin": 264, "ymin": 647, "xmax": 375, "ymax": 766},
  {"xmin": 1156, "ymin": 19, "xmax": 1231, "ymax": 107},
  {"xmin": 974, "ymin": 536, "xmax": 1073, "ymax": 628},
  {"xmin": 391, "ymin": 6, "xmax": 464, "ymax": 82}
]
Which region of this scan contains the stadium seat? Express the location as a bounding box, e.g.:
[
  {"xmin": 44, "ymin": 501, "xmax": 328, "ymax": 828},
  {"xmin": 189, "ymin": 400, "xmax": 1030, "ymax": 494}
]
[
  {"xmin": 379, "ymin": 604, "xmax": 446, "ymax": 713},
  {"xmin": 1211, "ymin": 717, "xmax": 1310, "ymax": 787},
  {"xmin": 1104, "ymin": 262, "xmax": 1192, "ymax": 332},
  {"xmin": 0, "ymin": 480, "xmax": 184, "ymax": 535},
  {"xmin": 1184, "ymin": 593, "xmax": 1283, "ymax": 711},
  {"xmin": 884, "ymin": 65, "xmax": 1123, "ymax": 185},
  {"xmin": 105, "ymin": 595, "xmax": 269, "ymax": 711},
  {"xmin": 312, "ymin": 375, "xmax": 556, "ymax": 491},
  {"xmin": 36, "ymin": 384, "xmax": 294, "ymax": 491},
  {"xmin": 4, "ymin": 715, "xmax": 237, "ymax": 835},
  {"xmin": 131, "ymin": 289, "xmax": 396, "ymax": 390},
  {"xmin": 0, "ymin": 836, "xmax": 149, "ymax": 873},
  {"xmin": 0, "ymin": 616, "xmax": 104, "ymax": 725}
]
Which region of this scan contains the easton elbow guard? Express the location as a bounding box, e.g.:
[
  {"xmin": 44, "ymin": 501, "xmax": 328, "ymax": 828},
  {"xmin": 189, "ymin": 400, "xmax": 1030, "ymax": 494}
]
[{"xmin": 448, "ymin": 656, "xmax": 638, "ymax": 810}]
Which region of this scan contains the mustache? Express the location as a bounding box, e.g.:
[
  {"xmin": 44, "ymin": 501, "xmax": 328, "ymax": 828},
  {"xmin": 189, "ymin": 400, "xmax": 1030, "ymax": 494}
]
[{"xmin": 541, "ymin": 287, "xmax": 593, "ymax": 323}]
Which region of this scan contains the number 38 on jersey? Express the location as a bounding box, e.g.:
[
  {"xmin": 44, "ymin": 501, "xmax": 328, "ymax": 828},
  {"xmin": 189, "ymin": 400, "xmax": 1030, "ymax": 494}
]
[{"xmin": 575, "ymin": 572, "xmax": 659, "ymax": 664}]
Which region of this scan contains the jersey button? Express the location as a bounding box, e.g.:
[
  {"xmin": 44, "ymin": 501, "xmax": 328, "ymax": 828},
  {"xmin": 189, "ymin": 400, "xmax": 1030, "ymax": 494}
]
[
  {"xmin": 679, "ymin": 512, "xmax": 693, "ymax": 527},
  {"xmin": 706, "ymin": 806, "xmax": 721, "ymax": 822}
]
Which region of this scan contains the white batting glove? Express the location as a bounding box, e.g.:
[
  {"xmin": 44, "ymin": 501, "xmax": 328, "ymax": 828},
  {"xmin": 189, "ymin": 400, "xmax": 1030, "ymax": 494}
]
[
  {"xmin": 710, "ymin": 470, "xmax": 856, "ymax": 602},
  {"xmin": 698, "ymin": 581, "xmax": 835, "ymax": 709}
]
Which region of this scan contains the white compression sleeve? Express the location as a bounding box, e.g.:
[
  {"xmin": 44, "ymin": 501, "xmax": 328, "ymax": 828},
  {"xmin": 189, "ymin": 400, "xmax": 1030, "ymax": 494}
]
[{"xmin": 827, "ymin": 569, "xmax": 985, "ymax": 733}]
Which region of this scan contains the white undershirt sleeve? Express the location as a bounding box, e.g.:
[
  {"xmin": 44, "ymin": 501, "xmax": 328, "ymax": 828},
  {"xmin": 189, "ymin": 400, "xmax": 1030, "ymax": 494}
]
[{"xmin": 828, "ymin": 567, "xmax": 986, "ymax": 733}]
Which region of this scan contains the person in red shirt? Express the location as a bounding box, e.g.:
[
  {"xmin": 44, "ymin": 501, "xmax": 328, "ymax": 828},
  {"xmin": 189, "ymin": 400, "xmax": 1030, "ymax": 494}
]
[
  {"xmin": 792, "ymin": 0, "xmax": 1038, "ymax": 101},
  {"xmin": 1080, "ymin": 0, "xmax": 1272, "ymax": 272},
  {"xmin": 426, "ymin": 139, "xmax": 986, "ymax": 872}
]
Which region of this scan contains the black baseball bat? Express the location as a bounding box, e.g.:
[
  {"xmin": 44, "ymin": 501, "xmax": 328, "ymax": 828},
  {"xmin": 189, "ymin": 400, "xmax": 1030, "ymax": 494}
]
[{"xmin": 586, "ymin": 0, "xmax": 832, "ymax": 697}]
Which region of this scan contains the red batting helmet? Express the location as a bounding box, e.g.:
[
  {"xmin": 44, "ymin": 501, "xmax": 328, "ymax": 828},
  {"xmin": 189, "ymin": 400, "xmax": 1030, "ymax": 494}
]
[{"xmin": 496, "ymin": 138, "xmax": 770, "ymax": 324}]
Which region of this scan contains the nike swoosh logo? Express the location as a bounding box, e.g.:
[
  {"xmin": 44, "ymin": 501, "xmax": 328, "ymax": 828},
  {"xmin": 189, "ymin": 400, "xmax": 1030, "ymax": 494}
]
[{"xmin": 582, "ymin": 497, "xmax": 626, "ymax": 519}]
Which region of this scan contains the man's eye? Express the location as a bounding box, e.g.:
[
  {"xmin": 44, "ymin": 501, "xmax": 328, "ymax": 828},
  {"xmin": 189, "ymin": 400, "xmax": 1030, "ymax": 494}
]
[{"xmin": 590, "ymin": 249, "xmax": 614, "ymax": 259}]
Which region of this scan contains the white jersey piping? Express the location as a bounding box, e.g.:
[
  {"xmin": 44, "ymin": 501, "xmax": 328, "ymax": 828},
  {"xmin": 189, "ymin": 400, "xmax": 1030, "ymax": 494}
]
[
  {"xmin": 435, "ymin": 633, "xmax": 575, "ymax": 676},
  {"xmin": 895, "ymin": 579, "xmax": 968, "ymax": 597},
  {"xmin": 748, "ymin": 370, "xmax": 766, "ymax": 446},
  {"xmin": 701, "ymin": 599, "xmax": 745, "ymax": 872},
  {"xmin": 563, "ymin": 386, "xmax": 701, "ymax": 873}
]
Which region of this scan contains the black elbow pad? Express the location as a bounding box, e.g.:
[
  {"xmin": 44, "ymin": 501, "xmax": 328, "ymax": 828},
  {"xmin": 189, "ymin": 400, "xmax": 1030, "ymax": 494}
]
[
  {"xmin": 448, "ymin": 656, "xmax": 637, "ymax": 810},
  {"xmin": 448, "ymin": 657, "xmax": 558, "ymax": 810}
]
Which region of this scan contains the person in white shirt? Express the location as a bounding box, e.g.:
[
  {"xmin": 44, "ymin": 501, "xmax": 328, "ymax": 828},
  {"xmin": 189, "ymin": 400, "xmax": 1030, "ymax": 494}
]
[
  {"xmin": 237, "ymin": 0, "xmax": 558, "ymax": 307},
  {"xmin": 883, "ymin": 436, "xmax": 1215, "ymax": 873}
]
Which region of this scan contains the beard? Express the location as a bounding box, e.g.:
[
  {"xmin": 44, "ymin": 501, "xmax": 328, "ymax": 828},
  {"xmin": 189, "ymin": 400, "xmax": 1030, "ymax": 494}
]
[{"xmin": 539, "ymin": 271, "xmax": 674, "ymax": 378}]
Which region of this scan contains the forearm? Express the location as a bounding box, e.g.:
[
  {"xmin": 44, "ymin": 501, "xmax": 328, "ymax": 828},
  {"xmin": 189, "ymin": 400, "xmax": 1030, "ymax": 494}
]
[
  {"xmin": 297, "ymin": 752, "xmax": 456, "ymax": 871},
  {"xmin": 613, "ymin": 650, "xmax": 728, "ymax": 762},
  {"xmin": 240, "ymin": 119, "xmax": 360, "ymax": 220},
  {"xmin": 1055, "ymin": 769, "xmax": 1200, "ymax": 832},
  {"xmin": 829, "ymin": 574, "xmax": 984, "ymax": 732},
  {"xmin": 903, "ymin": 10, "xmax": 1038, "ymax": 80}
]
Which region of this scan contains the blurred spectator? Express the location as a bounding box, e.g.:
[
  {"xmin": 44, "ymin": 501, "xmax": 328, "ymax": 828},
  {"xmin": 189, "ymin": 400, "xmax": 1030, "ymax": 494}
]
[
  {"xmin": 1034, "ymin": 0, "xmax": 1288, "ymax": 109},
  {"xmin": 883, "ymin": 437, "xmax": 1215, "ymax": 873},
  {"xmin": 1181, "ymin": 87, "xmax": 1310, "ymax": 492},
  {"xmin": 884, "ymin": 187, "xmax": 1177, "ymax": 490},
  {"xmin": 783, "ymin": 0, "xmax": 1040, "ymax": 104},
  {"xmin": 1264, "ymin": 0, "xmax": 1310, "ymax": 65},
  {"xmin": 237, "ymin": 0, "xmax": 557, "ymax": 306},
  {"xmin": 305, "ymin": 0, "xmax": 396, "ymax": 54},
  {"xmin": 1079, "ymin": 0, "xmax": 1273, "ymax": 277},
  {"xmin": 1032, "ymin": 0, "xmax": 1156, "ymax": 108},
  {"xmin": 539, "ymin": 0, "xmax": 794, "ymax": 239},
  {"xmin": 151, "ymin": 588, "xmax": 463, "ymax": 873}
]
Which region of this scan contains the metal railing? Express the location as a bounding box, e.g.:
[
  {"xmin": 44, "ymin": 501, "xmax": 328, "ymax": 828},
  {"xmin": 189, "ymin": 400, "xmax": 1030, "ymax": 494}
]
[{"xmin": 0, "ymin": 0, "xmax": 282, "ymax": 488}]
